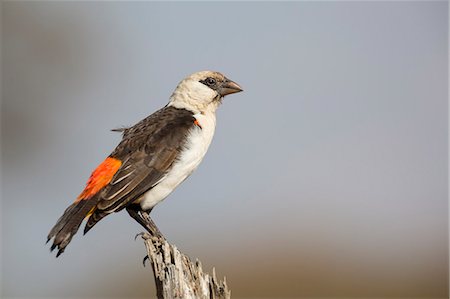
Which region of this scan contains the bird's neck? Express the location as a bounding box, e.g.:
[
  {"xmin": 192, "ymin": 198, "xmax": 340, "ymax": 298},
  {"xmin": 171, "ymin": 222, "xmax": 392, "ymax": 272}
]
[{"xmin": 168, "ymin": 96, "xmax": 220, "ymax": 115}]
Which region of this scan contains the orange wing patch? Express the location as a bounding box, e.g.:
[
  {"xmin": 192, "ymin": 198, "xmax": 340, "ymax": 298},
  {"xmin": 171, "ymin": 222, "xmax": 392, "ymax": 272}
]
[{"xmin": 76, "ymin": 157, "xmax": 122, "ymax": 201}]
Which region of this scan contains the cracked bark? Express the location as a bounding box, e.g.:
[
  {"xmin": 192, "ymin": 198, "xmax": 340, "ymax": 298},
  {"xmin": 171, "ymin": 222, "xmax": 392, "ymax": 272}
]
[{"xmin": 140, "ymin": 233, "xmax": 231, "ymax": 299}]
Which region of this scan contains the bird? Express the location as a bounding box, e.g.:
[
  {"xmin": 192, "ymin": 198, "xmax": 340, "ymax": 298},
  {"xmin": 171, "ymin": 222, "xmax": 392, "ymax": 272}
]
[{"xmin": 47, "ymin": 71, "xmax": 243, "ymax": 257}]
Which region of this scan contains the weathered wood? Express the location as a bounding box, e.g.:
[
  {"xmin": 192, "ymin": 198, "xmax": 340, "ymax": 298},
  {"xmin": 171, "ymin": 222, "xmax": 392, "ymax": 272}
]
[{"xmin": 140, "ymin": 233, "xmax": 231, "ymax": 299}]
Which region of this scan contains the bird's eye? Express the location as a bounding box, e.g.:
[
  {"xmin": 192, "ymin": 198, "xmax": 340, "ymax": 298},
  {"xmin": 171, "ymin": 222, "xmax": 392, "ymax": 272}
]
[
  {"xmin": 199, "ymin": 77, "xmax": 218, "ymax": 88},
  {"xmin": 205, "ymin": 77, "xmax": 216, "ymax": 86}
]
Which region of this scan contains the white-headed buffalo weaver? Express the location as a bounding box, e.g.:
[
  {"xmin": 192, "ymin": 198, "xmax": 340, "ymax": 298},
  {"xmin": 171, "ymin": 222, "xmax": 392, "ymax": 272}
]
[{"xmin": 47, "ymin": 71, "xmax": 243, "ymax": 257}]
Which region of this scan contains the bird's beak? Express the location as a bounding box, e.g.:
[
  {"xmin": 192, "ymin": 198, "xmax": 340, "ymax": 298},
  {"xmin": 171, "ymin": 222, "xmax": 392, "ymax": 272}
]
[{"xmin": 219, "ymin": 78, "xmax": 243, "ymax": 97}]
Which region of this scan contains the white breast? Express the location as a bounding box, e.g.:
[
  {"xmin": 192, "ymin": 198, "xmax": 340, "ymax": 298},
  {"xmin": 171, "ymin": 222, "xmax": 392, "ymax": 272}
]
[{"xmin": 139, "ymin": 112, "xmax": 216, "ymax": 211}]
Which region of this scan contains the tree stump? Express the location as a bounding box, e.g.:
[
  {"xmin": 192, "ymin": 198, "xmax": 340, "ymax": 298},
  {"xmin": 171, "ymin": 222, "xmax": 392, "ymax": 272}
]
[{"xmin": 140, "ymin": 233, "xmax": 231, "ymax": 299}]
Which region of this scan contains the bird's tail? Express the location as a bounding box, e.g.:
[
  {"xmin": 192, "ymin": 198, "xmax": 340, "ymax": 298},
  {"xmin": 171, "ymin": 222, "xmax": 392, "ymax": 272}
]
[{"xmin": 47, "ymin": 199, "xmax": 97, "ymax": 257}]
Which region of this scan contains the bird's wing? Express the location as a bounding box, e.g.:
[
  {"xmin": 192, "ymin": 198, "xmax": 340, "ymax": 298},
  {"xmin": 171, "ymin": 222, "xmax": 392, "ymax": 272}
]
[{"xmin": 96, "ymin": 106, "xmax": 196, "ymax": 213}]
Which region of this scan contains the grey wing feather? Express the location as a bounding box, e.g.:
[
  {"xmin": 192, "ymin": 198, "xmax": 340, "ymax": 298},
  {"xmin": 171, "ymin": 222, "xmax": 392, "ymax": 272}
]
[{"xmin": 97, "ymin": 150, "xmax": 172, "ymax": 211}]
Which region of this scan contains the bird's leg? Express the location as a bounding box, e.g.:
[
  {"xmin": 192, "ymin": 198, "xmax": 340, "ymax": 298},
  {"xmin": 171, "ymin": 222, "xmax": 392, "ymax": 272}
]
[
  {"xmin": 126, "ymin": 207, "xmax": 164, "ymax": 240},
  {"xmin": 140, "ymin": 210, "xmax": 163, "ymax": 238},
  {"xmin": 127, "ymin": 207, "xmax": 165, "ymax": 267}
]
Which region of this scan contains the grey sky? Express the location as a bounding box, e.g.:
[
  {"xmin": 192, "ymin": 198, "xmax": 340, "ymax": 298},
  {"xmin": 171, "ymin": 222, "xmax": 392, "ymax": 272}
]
[{"xmin": 2, "ymin": 1, "xmax": 448, "ymax": 298}]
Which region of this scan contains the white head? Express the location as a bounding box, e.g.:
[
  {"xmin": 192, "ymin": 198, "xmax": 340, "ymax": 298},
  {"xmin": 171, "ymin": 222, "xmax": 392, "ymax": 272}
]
[{"xmin": 169, "ymin": 71, "xmax": 243, "ymax": 114}]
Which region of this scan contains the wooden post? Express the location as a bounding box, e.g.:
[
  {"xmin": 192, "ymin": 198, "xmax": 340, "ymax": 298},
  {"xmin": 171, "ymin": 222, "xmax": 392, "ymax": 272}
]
[{"xmin": 140, "ymin": 233, "xmax": 231, "ymax": 299}]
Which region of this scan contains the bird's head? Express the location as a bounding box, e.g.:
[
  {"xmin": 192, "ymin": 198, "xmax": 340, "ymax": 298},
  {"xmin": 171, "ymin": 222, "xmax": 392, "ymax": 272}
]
[{"xmin": 169, "ymin": 71, "xmax": 243, "ymax": 114}]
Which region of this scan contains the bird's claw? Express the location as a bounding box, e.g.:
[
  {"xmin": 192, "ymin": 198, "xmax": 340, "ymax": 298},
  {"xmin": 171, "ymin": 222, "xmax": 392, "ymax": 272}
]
[
  {"xmin": 135, "ymin": 232, "xmax": 151, "ymax": 240},
  {"xmin": 142, "ymin": 255, "xmax": 150, "ymax": 267}
]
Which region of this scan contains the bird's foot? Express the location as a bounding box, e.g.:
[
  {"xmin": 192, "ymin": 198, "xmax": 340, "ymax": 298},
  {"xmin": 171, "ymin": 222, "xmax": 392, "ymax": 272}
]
[
  {"xmin": 135, "ymin": 231, "xmax": 164, "ymax": 243},
  {"xmin": 134, "ymin": 232, "xmax": 164, "ymax": 267}
]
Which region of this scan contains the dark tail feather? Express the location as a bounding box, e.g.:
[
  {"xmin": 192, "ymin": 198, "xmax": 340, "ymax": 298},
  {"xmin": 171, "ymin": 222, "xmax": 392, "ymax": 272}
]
[
  {"xmin": 47, "ymin": 200, "xmax": 97, "ymax": 257},
  {"xmin": 83, "ymin": 210, "xmax": 109, "ymax": 235}
]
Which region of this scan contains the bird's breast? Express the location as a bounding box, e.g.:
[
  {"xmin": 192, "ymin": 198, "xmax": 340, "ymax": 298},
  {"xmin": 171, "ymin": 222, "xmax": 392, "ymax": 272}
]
[{"xmin": 139, "ymin": 112, "xmax": 217, "ymax": 211}]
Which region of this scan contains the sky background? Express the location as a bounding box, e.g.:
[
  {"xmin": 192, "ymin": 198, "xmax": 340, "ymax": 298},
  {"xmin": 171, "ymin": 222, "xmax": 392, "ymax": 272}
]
[{"xmin": 1, "ymin": 1, "xmax": 448, "ymax": 298}]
